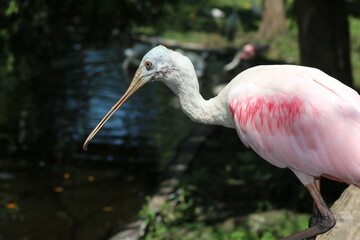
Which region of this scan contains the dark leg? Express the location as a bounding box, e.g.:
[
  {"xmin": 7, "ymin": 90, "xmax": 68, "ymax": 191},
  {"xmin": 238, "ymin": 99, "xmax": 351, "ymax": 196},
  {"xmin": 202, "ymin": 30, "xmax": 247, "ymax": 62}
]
[
  {"xmin": 308, "ymin": 178, "xmax": 321, "ymax": 229},
  {"xmin": 281, "ymin": 181, "xmax": 336, "ymax": 240}
]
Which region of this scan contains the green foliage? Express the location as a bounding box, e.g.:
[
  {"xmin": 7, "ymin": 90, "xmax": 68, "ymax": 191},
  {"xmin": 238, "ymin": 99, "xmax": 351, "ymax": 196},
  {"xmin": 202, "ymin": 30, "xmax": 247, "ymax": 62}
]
[
  {"xmin": 5, "ymin": 0, "xmax": 19, "ymax": 16},
  {"xmin": 139, "ymin": 210, "xmax": 309, "ymax": 240},
  {"xmin": 140, "ymin": 184, "xmax": 198, "ymax": 238},
  {"xmin": 349, "ymin": 15, "xmax": 360, "ymax": 88},
  {"xmin": 139, "ymin": 193, "xmax": 310, "ymax": 240}
]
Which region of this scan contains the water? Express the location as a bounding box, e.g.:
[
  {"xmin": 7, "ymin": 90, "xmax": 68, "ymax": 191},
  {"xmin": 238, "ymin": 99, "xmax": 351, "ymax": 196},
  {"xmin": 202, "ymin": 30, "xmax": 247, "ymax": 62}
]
[{"xmin": 0, "ymin": 43, "xmax": 207, "ymax": 240}]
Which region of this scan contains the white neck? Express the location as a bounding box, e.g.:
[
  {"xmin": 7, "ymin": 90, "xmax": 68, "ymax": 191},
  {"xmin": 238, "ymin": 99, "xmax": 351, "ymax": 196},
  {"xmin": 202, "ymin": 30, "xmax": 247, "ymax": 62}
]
[
  {"xmin": 163, "ymin": 66, "xmax": 235, "ymax": 129},
  {"xmin": 179, "ymin": 91, "xmax": 234, "ymax": 128}
]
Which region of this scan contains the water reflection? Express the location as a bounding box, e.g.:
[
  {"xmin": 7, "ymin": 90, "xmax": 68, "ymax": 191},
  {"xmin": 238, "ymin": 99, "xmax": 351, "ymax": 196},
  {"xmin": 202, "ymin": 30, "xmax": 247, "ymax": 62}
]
[
  {"xmin": 0, "ymin": 45, "xmax": 198, "ymax": 240},
  {"xmin": 0, "ymin": 162, "xmax": 156, "ymax": 240}
]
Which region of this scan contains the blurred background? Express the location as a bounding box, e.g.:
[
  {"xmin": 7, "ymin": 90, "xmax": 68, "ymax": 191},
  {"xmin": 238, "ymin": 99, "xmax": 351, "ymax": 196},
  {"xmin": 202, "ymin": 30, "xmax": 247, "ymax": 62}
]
[{"xmin": 0, "ymin": 0, "xmax": 358, "ymax": 239}]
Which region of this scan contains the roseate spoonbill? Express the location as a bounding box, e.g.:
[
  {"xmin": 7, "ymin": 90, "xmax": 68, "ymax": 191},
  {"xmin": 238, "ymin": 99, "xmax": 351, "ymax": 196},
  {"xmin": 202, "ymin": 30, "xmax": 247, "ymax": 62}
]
[
  {"xmin": 175, "ymin": 49, "xmax": 207, "ymax": 78},
  {"xmin": 224, "ymin": 43, "xmax": 269, "ymax": 71},
  {"xmin": 84, "ymin": 45, "xmax": 360, "ymax": 239}
]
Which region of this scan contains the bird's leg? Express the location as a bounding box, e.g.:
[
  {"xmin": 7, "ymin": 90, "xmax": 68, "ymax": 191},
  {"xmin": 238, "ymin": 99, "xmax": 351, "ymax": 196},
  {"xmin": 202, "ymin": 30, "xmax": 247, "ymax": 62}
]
[
  {"xmin": 281, "ymin": 181, "xmax": 335, "ymax": 240},
  {"xmin": 307, "ymin": 177, "xmax": 321, "ymax": 240},
  {"xmin": 309, "ymin": 177, "xmax": 321, "ymax": 228}
]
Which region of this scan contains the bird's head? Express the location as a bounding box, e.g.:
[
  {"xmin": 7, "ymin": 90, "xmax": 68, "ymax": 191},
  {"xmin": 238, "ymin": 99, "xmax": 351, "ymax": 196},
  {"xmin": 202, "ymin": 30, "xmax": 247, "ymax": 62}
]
[{"xmin": 83, "ymin": 45, "xmax": 193, "ymax": 150}]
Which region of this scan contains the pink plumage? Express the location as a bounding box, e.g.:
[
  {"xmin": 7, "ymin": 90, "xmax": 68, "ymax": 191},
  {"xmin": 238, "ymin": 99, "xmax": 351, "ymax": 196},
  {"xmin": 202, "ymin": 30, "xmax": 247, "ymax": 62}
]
[{"xmin": 228, "ymin": 65, "xmax": 360, "ymax": 187}]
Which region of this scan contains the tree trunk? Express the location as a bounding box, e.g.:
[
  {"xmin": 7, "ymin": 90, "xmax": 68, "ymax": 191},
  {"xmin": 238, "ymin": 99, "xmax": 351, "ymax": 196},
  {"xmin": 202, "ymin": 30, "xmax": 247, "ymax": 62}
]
[
  {"xmin": 295, "ymin": 0, "xmax": 353, "ymax": 87},
  {"xmin": 258, "ymin": 0, "xmax": 286, "ymax": 39},
  {"xmin": 316, "ymin": 185, "xmax": 360, "ymax": 240}
]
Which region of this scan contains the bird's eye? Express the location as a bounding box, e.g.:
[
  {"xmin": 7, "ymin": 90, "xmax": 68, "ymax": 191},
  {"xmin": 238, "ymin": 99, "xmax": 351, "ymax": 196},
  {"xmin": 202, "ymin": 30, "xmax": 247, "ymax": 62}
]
[{"xmin": 145, "ymin": 61, "xmax": 153, "ymax": 70}]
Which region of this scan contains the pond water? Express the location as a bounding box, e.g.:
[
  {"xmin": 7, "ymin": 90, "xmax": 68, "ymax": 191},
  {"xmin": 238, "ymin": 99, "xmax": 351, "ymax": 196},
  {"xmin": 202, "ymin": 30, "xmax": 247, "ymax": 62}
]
[{"xmin": 0, "ymin": 42, "xmax": 229, "ymax": 240}]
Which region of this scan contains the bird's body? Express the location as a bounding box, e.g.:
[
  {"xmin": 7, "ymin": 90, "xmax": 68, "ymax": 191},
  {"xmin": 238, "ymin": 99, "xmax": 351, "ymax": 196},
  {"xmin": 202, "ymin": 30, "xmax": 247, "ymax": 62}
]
[
  {"xmin": 226, "ymin": 65, "xmax": 360, "ymax": 187},
  {"xmin": 84, "ymin": 46, "xmax": 360, "ymax": 239},
  {"xmin": 170, "ymin": 60, "xmax": 360, "ymax": 187}
]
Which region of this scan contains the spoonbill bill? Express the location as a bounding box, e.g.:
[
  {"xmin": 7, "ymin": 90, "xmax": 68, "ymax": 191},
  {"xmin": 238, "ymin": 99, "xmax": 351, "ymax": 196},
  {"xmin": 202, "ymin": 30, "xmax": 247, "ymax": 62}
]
[{"xmin": 84, "ymin": 45, "xmax": 360, "ymax": 240}]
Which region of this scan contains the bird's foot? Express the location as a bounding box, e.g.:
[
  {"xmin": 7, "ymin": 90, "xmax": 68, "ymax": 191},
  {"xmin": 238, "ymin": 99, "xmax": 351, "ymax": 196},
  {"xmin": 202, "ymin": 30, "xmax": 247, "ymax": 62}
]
[
  {"xmin": 280, "ymin": 209, "xmax": 335, "ymax": 240},
  {"xmin": 281, "ymin": 182, "xmax": 335, "ymax": 240}
]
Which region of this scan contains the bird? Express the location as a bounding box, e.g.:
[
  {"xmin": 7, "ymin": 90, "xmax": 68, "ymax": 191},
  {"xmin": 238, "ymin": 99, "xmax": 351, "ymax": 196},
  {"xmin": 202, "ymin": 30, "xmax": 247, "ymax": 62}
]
[
  {"xmin": 175, "ymin": 49, "xmax": 207, "ymax": 78},
  {"xmin": 251, "ymin": 0, "xmax": 262, "ymax": 17},
  {"xmin": 223, "ymin": 43, "xmax": 269, "ymax": 71},
  {"xmin": 224, "ymin": 0, "xmax": 239, "ymax": 42},
  {"xmin": 206, "ymin": 8, "xmax": 225, "ymax": 34},
  {"xmin": 122, "ymin": 43, "xmax": 151, "ymax": 73},
  {"xmin": 207, "ymin": 7, "xmax": 225, "ymax": 19},
  {"xmin": 83, "ymin": 45, "xmax": 360, "ymax": 240}
]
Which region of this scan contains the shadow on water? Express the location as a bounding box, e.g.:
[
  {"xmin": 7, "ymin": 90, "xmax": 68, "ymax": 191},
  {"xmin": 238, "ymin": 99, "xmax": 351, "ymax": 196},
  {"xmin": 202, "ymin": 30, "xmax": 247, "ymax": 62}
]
[{"xmin": 0, "ymin": 43, "xmax": 201, "ymax": 240}]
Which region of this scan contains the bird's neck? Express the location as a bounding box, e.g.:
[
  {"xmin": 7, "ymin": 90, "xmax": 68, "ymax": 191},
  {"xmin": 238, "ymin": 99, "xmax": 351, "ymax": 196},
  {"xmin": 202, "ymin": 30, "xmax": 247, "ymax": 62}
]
[
  {"xmin": 180, "ymin": 92, "xmax": 234, "ymax": 128},
  {"xmin": 164, "ymin": 71, "xmax": 234, "ymax": 128}
]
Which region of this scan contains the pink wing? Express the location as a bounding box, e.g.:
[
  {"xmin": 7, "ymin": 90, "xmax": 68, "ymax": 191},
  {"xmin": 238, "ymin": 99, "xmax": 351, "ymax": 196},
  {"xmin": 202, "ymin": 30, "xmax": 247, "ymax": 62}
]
[{"xmin": 228, "ymin": 66, "xmax": 360, "ymax": 186}]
